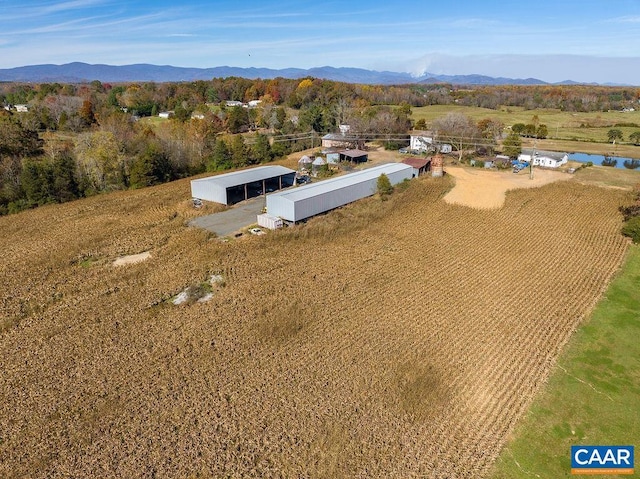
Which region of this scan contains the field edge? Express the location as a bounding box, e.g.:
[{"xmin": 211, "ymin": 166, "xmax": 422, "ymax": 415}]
[{"xmin": 488, "ymin": 243, "xmax": 640, "ymax": 479}]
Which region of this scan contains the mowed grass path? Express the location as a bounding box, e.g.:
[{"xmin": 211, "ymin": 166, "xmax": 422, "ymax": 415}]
[{"xmin": 489, "ymin": 245, "xmax": 640, "ymax": 479}]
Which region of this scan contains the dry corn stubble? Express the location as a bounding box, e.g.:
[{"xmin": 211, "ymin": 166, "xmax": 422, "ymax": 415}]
[{"xmin": 0, "ymin": 173, "xmax": 631, "ymax": 478}]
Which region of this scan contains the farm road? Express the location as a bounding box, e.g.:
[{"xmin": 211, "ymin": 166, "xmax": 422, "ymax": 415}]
[{"xmin": 189, "ymin": 196, "xmax": 265, "ymax": 237}]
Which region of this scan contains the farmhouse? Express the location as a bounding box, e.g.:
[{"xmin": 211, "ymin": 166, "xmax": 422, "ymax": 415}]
[
  {"xmin": 265, "ymin": 162, "xmax": 413, "ymax": 223},
  {"xmin": 191, "ymin": 165, "xmax": 295, "ymax": 205},
  {"xmin": 410, "ymin": 132, "xmax": 435, "ymax": 152},
  {"xmin": 410, "ymin": 133, "xmax": 452, "ymax": 154},
  {"xmin": 402, "ymin": 157, "xmax": 431, "ymax": 177},
  {"xmin": 518, "ymin": 149, "xmax": 569, "ymax": 168}
]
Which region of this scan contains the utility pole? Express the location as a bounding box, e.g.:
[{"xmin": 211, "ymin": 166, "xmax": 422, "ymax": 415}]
[{"xmin": 530, "ymin": 138, "xmax": 536, "ymax": 180}]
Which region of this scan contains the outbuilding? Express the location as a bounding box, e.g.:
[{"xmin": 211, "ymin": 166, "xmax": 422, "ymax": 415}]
[
  {"xmin": 311, "ymin": 157, "xmax": 327, "ymax": 177},
  {"xmin": 265, "ymin": 163, "xmax": 413, "ymax": 223},
  {"xmin": 298, "ymin": 155, "xmax": 313, "ymax": 172},
  {"xmin": 402, "ymin": 157, "xmax": 431, "ymax": 177},
  {"xmin": 191, "ymin": 165, "xmax": 296, "ymax": 205},
  {"xmin": 339, "ymin": 149, "xmax": 368, "ymax": 163}
]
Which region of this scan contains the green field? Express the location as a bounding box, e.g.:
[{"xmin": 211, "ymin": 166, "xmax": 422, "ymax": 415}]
[
  {"xmin": 412, "ymin": 105, "xmax": 640, "ymax": 157},
  {"xmin": 489, "ymin": 244, "xmax": 640, "ymax": 479}
]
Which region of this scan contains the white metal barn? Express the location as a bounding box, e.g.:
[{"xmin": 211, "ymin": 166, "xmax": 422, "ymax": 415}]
[
  {"xmin": 191, "ymin": 165, "xmax": 295, "ymax": 205},
  {"xmin": 265, "ymin": 163, "xmax": 413, "ymax": 223}
]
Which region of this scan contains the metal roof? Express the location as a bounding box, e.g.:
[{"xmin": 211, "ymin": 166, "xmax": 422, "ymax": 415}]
[
  {"xmin": 402, "ymin": 157, "xmax": 430, "ymax": 168},
  {"xmin": 190, "ymin": 165, "xmax": 295, "ymax": 189},
  {"xmin": 521, "ymin": 149, "xmax": 568, "ymax": 161},
  {"xmin": 267, "ymin": 163, "xmax": 412, "ymax": 202},
  {"xmin": 340, "ymin": 149, "xmax": 368, "ymax": 158}
]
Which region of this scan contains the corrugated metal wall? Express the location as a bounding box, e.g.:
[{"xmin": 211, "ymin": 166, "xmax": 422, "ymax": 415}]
[
  {"xmin": 190, "ymin": 179, "xmax": 228, "ymax": 205},
  {"xmin": 267, "ymin": 165, "xmax": 413, "ymax": 222}
]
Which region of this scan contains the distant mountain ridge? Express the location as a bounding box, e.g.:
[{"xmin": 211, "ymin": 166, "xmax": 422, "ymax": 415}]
[{"xmin": 0, "ymin": 62, "xmax": 585, "ymax": 85}]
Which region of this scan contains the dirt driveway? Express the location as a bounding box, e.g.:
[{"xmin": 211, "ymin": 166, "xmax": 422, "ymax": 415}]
[{"xmin": 444, "ymin": 166, "xmax": 573, "ymax": 209}]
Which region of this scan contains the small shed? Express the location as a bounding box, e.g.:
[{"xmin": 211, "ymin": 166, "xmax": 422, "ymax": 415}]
[
  {"xmin": 257, "ymin": 213, "xmax": 283, "ymax": 230},
  {"xmin": 322, "ymin": 148, "xmax": 341, "ymax": 164},
  {"xmin": 402, "ymin": 157, "xmax": 431, "ymax": 177},
  {"xmin": 339, "ymin": 149, "xmax": 368, "ymax": 163}
]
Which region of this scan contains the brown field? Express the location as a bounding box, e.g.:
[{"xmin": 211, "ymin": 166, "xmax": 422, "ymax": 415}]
[{"xmin": 0, "ymin": 162, "xmax": 632, "ymax": 477}]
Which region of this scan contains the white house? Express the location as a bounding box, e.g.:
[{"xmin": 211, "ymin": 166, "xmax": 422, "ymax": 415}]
[
  {"xmin": 15, "ymin": 104, "xmax": 29, "ymax": 113},
  {"xmin": 409, "ymin": 133, "xmax": 434, "ymax": 152},
  {"xmin": 158, "ymin": 111, "xmax": 173, "ymax": 119},
  {"xmin": 410, "ymin": 132, "xmax": 451, "ymax": 153},
  {"xmin": 518, "ymin": 149, "xmax": 568, "ymax": 168}
]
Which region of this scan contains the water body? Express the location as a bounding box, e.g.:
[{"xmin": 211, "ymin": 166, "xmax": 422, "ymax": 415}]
[{"xmin": 569, "ymin": 152, "xmax": 640, "ymax": 170}]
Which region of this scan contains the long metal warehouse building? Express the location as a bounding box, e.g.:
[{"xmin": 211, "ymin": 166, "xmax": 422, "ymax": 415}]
[
  {"xmin": 191, "ymin": 165, "xmax": 295, "ymax": 205},
  {"xmin": 265, "ymin": 163, "xmax": 413, "ymax": 222}
]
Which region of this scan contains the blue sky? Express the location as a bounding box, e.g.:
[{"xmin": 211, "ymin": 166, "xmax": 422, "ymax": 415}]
[{"xmin": 2, "ymin": 0, "xmax": 640, "ymax": 84}]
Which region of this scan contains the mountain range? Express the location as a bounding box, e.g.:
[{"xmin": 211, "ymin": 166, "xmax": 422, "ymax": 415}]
[{"xmin": 0, "ymin": 62, "xmax": 582, "ymax": 86}]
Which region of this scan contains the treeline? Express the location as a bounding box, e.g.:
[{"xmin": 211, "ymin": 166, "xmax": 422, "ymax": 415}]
[
  {"xmin": 1, "ymin": 76, "xmax": 639, "ymax": 215},
  {"xmin": 0, "ymin": 77, "xmax": 415, "ymax": 215},
  {"xmin": 0, "ymin": 109, "xmax": 304, "ymax": 215},
  {"xmin": 450, "ymin": 85, "xmax": 640, "ymax": 112}
]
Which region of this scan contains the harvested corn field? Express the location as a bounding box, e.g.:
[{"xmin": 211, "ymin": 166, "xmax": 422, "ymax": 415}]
[{"xmin": 0, "ymin": 170, "xmax": 631, "ymax": 478}]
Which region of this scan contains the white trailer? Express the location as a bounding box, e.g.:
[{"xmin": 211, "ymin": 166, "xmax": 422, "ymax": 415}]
[{"xmin": 257, "ymin": 213, "xmax": 283, "ymax": 230}]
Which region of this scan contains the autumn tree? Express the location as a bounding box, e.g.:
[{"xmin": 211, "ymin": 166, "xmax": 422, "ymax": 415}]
[
  {"xmin": 20, "ymin": 158, "xmax": 54, "ymax": 206},
  {"xmin": 226, "ymin": 106, "xmax": 250, "ymax": 134},
  {"xmin": 608, "ymin": 128, "xmax": 624, "ymax": 143},
  {"xmin": 129, "ymin": 143, "xmax": 173, "ymax": 188},
  {"xmin": 414, "ymin": 118, "xmax": 427, "ymax": 130},
  {"xmin": 230, "ymin": 135, "xmax": 247, "ymax": 168},
  {"xmin": 501, "ymin": 132, "xmax": 522, "ymax": 158},
  {"xmin": 75, "ymin": 130, "xmax": 125, "ymax": 193},
  {"xmin": 0, "ymin": 112, "xmax": 43, "ymax": 212},
  {"xmin": 432, "ymin": 112, "xmax": 480, "ymax": 162},
  {"xmin": 377, "ymin": 173, "xmax": 393, "ymax": 196},
  {"xmin": 207, "ymin": 138, "xmax": 232, "ymax": 171},
  {"xmin": 250, "ymin": 134, "xmax": 272, "ymax": 164}
]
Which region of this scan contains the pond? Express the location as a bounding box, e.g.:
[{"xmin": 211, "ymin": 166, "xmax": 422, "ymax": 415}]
[{"xmin": 569, "ymin": 152, "xmax": 640, "ymax": 170}]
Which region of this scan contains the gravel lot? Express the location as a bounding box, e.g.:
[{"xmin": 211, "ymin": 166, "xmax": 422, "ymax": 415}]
[{"xmin": 189, "ymin": 195, "xmax": 266, "ymax": 237}]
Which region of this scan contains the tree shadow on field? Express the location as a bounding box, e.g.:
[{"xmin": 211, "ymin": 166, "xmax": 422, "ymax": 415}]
[
  {"xmin": 254, "ymin": 298, "xmax": 315, "ymax": 344},
  {"xmin": 395, "ymin": 362, "xmax": 451, "ymax": 421}
]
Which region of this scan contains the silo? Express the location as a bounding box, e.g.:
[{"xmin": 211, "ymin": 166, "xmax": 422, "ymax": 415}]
[
  {"xmin": 311, "ymin": 157, "xmax": 326, "ymax": 177},
  {"xmin": 298, "ymin": 155, "xmax": 313, "ymax": 172},
  {"xmin": 431, "ymin": 154, "xmax": 444, "ymax": 177}
]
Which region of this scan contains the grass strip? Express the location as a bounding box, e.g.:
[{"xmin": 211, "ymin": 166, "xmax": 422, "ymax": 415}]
[{"xmin": 489, "ymin": 244, "xmax": 640, "ymax": 479}]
